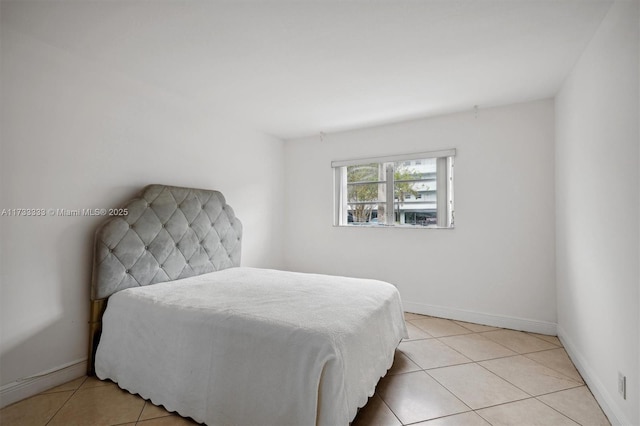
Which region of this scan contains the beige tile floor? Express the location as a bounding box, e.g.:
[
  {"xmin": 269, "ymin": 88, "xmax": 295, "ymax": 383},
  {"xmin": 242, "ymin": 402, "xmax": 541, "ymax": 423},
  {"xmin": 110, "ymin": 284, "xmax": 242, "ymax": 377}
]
[{"xmin": 0, "ymin": 313, "xmax": 610, "ymax": 426}]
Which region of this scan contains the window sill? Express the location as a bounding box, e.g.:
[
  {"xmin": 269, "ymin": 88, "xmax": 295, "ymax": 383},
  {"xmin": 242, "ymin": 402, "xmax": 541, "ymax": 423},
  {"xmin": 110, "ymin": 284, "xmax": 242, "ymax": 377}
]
[{"xmin": 334, "ymin": 224, "xmax": 454, "ymax": 229}]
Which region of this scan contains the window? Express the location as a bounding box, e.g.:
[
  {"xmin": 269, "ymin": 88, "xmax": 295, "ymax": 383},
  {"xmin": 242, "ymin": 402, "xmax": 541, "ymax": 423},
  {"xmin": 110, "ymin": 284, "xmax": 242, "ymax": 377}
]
[{"xmin": 332, "ymin": 149, "xmax": 455, "ymax": 228}]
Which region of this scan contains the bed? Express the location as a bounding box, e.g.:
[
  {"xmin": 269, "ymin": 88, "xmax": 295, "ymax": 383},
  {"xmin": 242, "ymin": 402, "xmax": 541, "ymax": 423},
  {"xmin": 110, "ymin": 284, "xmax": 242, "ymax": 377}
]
[{"xmin": 88, "ymin": 184, "xmax": 407, "ymax": 425}]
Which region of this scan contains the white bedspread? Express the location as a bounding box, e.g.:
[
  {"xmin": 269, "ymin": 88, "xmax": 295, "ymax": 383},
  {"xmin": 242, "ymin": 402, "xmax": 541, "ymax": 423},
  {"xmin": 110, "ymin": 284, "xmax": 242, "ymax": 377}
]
[{"xmin": 95, "ymin": 267, "xmax": 407, "ymax": 425}]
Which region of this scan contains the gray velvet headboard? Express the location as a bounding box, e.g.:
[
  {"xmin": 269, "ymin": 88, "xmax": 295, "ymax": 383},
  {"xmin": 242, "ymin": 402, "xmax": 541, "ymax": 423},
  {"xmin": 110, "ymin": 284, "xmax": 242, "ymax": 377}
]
[{"xmin": 88, "ymin": 184, "xmax": 242, "ymax": 374}]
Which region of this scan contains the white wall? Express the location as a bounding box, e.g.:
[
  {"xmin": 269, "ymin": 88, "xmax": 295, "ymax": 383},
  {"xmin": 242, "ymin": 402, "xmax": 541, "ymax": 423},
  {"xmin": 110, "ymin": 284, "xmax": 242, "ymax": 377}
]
[
  {"xmin": 555, "ymin": 1, "xmax": 639, "ymax": 425},
  {"xmin": 284, "ymin": 99, "xmax": 556, "ymax": 333},
  {"xmin": 0, "ymin": 20, "xmax": 285, "ymax": 398}
]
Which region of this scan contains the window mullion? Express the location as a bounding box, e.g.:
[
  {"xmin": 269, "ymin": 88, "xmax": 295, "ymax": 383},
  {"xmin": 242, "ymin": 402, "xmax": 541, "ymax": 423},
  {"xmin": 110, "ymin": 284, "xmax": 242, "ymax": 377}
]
[
  {"xmin": 334, "ymin": 166, "xmax": 347, "ymax": 226},
  {"xmin": 436, "ymin": 157, "xmax": 448, "ymax": 227},
  {"xmin": 385, "ymin": 164, "xmax": 394, "ymax": 226}
]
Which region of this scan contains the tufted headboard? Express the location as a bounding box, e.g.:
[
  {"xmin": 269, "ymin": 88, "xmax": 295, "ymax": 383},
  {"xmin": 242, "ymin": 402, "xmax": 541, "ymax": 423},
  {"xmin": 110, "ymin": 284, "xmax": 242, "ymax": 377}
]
[{"xmin": 88, "ymin": 184, "xmax": 242, "ymax": 374}]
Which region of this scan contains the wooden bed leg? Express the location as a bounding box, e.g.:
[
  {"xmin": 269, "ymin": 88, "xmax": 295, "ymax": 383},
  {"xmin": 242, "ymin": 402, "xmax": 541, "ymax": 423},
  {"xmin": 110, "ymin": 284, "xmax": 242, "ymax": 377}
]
[{"xmin": 87, "ymin": 299, "xmax": 107, "ymax": 376}]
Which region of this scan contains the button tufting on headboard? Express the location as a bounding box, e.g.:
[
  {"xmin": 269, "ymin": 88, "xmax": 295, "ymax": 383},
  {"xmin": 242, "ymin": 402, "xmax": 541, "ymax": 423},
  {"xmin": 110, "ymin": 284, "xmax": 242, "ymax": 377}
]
[{"xmin": 90, "ymin": 185, "xmax": 242, "ymax": 300}]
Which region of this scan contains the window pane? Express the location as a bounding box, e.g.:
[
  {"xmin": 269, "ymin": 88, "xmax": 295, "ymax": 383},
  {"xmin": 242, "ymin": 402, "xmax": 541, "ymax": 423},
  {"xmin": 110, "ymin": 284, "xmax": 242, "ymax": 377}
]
[
  {"xmin": 392, "ymin": 158, "xmax": 438, "ymax": 226},
  {"xmin": 345, "ymin": 163, "xmax": 386, "ymax": 224},
  {"xmin": 401, "ymin": 210, "xmax": 437, "ymax": 226},
  {"xmin": 347, "ymin": 182, "xmax": 386, "ymax": 224},
  {"xmin": 346, "ymin": 163, "xmax": 380, "ymax": 183}
]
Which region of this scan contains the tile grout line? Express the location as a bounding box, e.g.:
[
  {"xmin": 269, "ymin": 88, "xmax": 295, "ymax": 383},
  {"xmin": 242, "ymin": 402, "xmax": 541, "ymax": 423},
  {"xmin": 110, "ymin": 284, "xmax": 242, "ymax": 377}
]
[
  {"xmin": 431, "ymin": 336, "xmax": 475, "ymax": 363},
  {"xmin": 474, "ymin": 330, "xmax": 525, "ymax": 355},
  {"xmin": 399, "ymin": 315, "xmax": 598, "ymax": 425},
  {"xmin": 472, "ymin": 355, "xmax": 589, "ymax": 421},
  {"xmin": 376, "ymin": 364, "xmax": 473, "ymax": 425},
  {"xmin": 472, "ymin": 408, "xmax": 495, "ymax": 426},
  {"xmin": 44, "ymin": 376, "xmax": 88, "ymax": 426},
  {"xmin": 462, "ymin": 330, "xmax": 586, "ymax": 386},
  {"xmin": 412, "ymin": 327, "xmax": 475, "ymax": 339},
  {"xmin": 526, "ymin": 331, "xmax": 563, "ymax": 346},
  {"xmin": 398, "ymin": 321, "xmax": 552, "ymax": 421},
  {"xmin": 390, "ymin": 316, "xmax": 597, "ymax": 426},
  {"xmin": 377, "ymin": 394, "xmax": 404, "ymax": 426},
  {"xmin": 524, "ymin": 352, "xmax": 581, "ymax": 382},
  {"xmin": 422, "ymin": 359, "xmax": 534, "ymax": 414},
  {"xmin": 439, "ymin": 328, "xmax": 593, "ymax": 423},
  {"xmin": 406, "ymin": 321, "xmax": 579, "ymax": 419},
  {"xmin": 534, "ymin": 391, "xmax": 592, "ymax": 426},
  {"xmin": 477, "ymin": 330, "xmax": 561, "ymax": 355},
  {"xmin": 401, "ymin": 409, "xmax": 478, "ymax": 426},
  {"xmin": 135, "ymin": 400, "xmax": 148, "ymax": 425},
  {"xmin": 433, "ymin": 334, "xmax": 514, "ymax": 363},
  {"xmin": 399, "ymin": 323, "xmax": 487, "ymax": 424},
  {"xmin": 472, "ymin": 358, "xmax": 569, "ymax": 404},
  {"xmin": 521, "ymin": 350, "xmax": 587, "ymax": 384},
  {"xmin": 523, "ymin": 355, "xmax": 586, "ymax": 387}
]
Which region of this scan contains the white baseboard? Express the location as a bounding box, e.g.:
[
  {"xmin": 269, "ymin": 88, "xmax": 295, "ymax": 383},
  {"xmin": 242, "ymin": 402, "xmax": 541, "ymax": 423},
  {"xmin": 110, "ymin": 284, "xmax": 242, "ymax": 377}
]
[
  {"xmin": 403, "ymin": 301, "xmax": 558, "ymax": 335},
  {"xmin": 0, "ymin": 358, "xmax": 87, "ymax": 409},
  {"xmin": 557, "ymin": 326, "xmax": 630, "ymax": 426}
]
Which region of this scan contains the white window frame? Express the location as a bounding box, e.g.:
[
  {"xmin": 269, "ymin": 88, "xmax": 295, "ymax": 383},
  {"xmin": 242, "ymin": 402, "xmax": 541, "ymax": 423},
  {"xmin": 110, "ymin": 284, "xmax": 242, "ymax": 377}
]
[{"xmin": 332, "ymin": 149, "xmax": 455, "ymax": 228}]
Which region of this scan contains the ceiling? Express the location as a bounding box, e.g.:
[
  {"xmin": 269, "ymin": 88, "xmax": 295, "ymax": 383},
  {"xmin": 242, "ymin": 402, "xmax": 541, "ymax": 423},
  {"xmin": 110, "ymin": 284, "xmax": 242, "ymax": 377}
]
[{"xmin": 2, "ymin": 0, "xmax": 612, "ymax": 140}]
